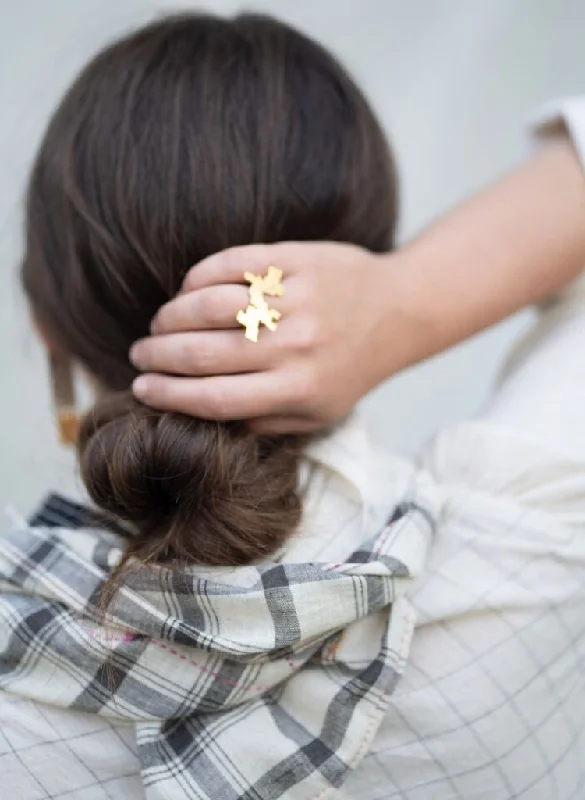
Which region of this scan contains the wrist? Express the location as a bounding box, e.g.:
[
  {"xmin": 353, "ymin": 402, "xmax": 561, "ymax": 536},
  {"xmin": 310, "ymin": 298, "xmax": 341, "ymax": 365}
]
[{"xmin": 364, "ymin": 247, "xmax": 436, "ymax": 387}]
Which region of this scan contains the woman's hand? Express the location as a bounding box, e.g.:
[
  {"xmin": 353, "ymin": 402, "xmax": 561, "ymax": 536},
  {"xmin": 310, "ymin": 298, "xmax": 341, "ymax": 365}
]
[
  {"xmin": 130, "ymin": 242, "xmax": 407, "ymax": 433},
  {"xmin": 130, "ymin": 138, "xmax": 585, "ymax": 435}
]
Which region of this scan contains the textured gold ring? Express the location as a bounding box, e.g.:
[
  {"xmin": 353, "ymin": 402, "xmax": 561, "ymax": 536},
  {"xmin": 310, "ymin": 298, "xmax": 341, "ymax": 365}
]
[{"xmin": 236, "ymin": 266, "xmax": 284, "ymax": 342}]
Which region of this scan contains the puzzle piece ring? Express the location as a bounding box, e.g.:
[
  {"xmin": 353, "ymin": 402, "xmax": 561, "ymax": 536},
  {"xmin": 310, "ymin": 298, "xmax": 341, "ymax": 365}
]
[{"xmin": 236, "ymin": 266, "xmax": 284, "ymax": 343}]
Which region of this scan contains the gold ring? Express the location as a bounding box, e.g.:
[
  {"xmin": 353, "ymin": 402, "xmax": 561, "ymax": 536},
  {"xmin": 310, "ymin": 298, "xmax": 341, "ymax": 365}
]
[{"xmin": 236, "ymin": 265, "xmax": 284, "ymax": 342}]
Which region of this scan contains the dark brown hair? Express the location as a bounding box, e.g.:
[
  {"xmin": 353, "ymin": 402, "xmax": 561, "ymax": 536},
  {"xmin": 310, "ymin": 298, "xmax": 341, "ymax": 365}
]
[{"xmin": 22, "ymin": 13, "xmax": 397, "ymax": 571}]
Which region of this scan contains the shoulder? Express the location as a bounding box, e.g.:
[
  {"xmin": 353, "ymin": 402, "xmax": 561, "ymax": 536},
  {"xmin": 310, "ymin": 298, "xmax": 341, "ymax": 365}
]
[{"xmin": 421, "ymin": 420, "xmax": 585, "ymax": 531}]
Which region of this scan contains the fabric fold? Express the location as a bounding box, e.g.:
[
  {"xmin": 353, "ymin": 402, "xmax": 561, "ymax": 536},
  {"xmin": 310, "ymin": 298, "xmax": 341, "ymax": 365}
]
[{"xmin": 0, "ymin": 469, "xmax": 440, "ymax": 799}]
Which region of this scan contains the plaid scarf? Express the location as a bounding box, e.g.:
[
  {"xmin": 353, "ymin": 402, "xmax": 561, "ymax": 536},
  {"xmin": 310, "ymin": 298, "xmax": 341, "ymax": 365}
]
[{"xmin": 0, "ymin": 473, "xmax": 439, "ymax": 800}]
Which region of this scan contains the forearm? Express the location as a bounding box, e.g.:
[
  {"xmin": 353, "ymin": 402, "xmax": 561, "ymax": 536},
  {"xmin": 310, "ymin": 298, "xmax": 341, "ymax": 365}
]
[{"xmin": 379, "ymin": 137, "xmax": 585, "ymax": 376}]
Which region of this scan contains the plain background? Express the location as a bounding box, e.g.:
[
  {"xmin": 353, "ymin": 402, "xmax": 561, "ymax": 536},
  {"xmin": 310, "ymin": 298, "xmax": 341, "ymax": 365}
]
[{"xmin": 1, "ymin": 0, "xmax": 585, "ymax": 514}]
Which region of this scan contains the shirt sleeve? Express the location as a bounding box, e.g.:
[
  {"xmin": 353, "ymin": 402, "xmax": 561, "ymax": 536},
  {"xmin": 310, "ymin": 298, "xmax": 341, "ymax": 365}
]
[
  {"xmin": 464, "ymin": 97, "xmax": 585, "ymax": 464},
  {"xmin": 530, "ymin": 95, "xmax": 585, "ymax": 168}
]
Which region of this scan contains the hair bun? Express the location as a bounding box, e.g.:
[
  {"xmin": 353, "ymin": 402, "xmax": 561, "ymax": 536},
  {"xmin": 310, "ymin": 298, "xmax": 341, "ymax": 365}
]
[{"xmin": 78, "ymin": 392, "xmax": 303, "ymax": 566}]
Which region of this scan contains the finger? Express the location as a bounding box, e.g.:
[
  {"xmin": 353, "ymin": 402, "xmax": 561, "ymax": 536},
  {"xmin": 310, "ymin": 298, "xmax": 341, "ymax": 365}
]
[
  {"xmin": 152, "ymin": 284, "xmax": 250, "ymax": 334},
  {"xmin": 130, "ymin": 331, "xmax": 277, "ymax": 376},
  {"xmin": 249, "ymin": 415, "xmax": 322, "ymax": 435},
  {"xmin": 182, "ymin": 242, "xmax": 301, "ymax": 293},
  {"xmin": 152, "ymin": 282, "xmax": 288, "ymax": 335},
  {"xmin": 132, "ymin": 373, "xmax": 300, "ymax": 420}
]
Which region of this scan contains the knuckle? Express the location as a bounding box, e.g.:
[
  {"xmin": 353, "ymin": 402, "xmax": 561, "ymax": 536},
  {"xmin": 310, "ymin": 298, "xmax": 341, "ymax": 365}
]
[
  {"xmin": 225, "ymin": 244, "xmax": 271, "ymax": 276},
  {"xmin": 201, "ymin": 383, "xmax": 230, "ymax": 419},
  {"xmin": 291, "ymin": 316, "xmax": 321, "ymax": 354},
  {"xmin": 293, "ymin": 367, "xmax": 319, "ymax": 406},
  {"xmin": 189, "ymin": 339, "xmax": 215, "ymax": 373},
  {"xmin": 197, "ymin": 291, "xmax": 220, "ymax": 324},
  {"xmin": 221, "ymin": 246, "xmax": 247, "ymax": 276},
  {"xmin": 176, "ymin": 336, "xmax": 199, "ymax": 370}
]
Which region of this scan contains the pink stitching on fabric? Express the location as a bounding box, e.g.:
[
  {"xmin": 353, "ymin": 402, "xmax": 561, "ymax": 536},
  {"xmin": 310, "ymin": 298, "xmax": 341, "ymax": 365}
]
[
  {"xmin": 79, "ymin": 619, "xmax": 297, "ymax": 692},
  {"xmin": 312, "ymin": 603, "xmax": 417, "ymax": 799},
  {"xmin": 312, "ymin": 701, "xmax": 385, "ymax": 800},
  {"xmin": 79, "ymin": 620, "xmax": 297, "ymax": 689},
  {"xmin": 152, "ymin": 640, "xmax": 296, "ymax": 693},
  {"xmin": 372, "ymin": 523, "xmax": 393, "ymax": 557}
]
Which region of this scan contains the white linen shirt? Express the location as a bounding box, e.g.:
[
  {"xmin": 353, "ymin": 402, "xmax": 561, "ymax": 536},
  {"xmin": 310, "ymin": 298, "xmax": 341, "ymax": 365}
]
[{"xmin": 3, "ymin": 98, "xmax": 585, "ymax": 800}]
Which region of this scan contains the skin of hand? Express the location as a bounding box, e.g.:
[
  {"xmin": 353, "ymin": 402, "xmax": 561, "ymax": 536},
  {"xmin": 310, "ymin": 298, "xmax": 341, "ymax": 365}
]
[
  {"xmin": 130, "ymin": 138, "xmax": 585, "ymax": 434},
  {"xmin": 131, "ymin": 242, "xmax": 408, "ymax": 433}
]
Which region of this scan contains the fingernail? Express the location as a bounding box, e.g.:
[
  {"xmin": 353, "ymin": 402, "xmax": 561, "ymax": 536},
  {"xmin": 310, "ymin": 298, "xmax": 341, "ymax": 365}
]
[
  {"xmin": 149, "ymin": 316, "xmax": 159, "ymax": 334},
  {"xmin": 133, "ymin": 376, "xmax": 149, "ymax": 399},
  {"xmin": 129, "ymin": 342, "xmax": 143, "ymax": 368}
]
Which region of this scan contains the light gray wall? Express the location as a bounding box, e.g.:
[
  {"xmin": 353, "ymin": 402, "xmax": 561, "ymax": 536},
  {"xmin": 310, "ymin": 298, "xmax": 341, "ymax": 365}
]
[{"xmin": 1, "ymin": 0, "xmax": 585, "ymax": 514}]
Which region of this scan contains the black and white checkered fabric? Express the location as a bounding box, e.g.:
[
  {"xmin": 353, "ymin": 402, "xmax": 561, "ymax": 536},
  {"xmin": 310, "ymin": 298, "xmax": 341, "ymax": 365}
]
[{"xmin": 0, "ymin": 479, "xmax": 439, "ymax": 800}]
